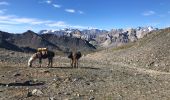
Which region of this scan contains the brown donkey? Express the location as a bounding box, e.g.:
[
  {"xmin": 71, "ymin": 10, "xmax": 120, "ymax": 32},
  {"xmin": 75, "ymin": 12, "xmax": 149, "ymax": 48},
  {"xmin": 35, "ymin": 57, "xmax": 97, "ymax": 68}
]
[
  {"xmin": 28, "ymin": 49, "xmax": 55, "ymax": 67},
  {"xmin": 68, "ymin": 51, "xmax": 82, "ymax": 68}
]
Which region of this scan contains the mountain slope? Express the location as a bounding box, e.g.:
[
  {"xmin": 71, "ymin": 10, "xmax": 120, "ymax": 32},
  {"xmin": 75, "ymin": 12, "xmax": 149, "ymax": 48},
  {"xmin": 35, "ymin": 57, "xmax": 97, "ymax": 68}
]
[
  {"xmin": 10, "ymin": 30, "xmax": 62, "ymax": 51},
  {"xmin": 0, "ymin": 30, "xmax": 96, "ymax": 53},
  {"xmin": 0, "ymin": 38, "xmax": 22, "ymax": 52},
  {"xmin": 87, "ymin": 27, "xmax": 170, "ymax": 72},
  {"xmin": 41, "ymin": 34, "xmax": 96, "ymax": 53}
]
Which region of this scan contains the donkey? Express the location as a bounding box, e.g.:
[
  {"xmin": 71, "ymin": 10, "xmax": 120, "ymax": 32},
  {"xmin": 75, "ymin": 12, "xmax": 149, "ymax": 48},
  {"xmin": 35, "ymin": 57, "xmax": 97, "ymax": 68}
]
[
  {"xmin": 68, "ymin": 51, "xmax": 82, "ymax": 68},
  {"xmin": 28, "ymin": 50, "xmax": 55, "ymax": 67}
]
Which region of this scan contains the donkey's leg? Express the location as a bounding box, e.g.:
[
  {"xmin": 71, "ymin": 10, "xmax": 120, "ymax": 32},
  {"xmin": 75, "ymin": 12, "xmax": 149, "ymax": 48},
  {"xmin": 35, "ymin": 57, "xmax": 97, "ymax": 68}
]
[
  {"xmin": 76, "ymin": 59, "xmax": 78, "ymax": 68},
  {"xmin": 50, "ymin": 58, "xmax": 53, "ymax": 67},
  {"xmin": 47, "ymin": 58, "xmax": 50, "ymax": 67},
  {"xmin": 73, "ymin": 59, "xmax": 76, "ymax": 68},
  {"xmin": 39, "ymin": 58, "xmax": 42, "ymax": 67},
  {"xmin": 48, "ymin": 58, "xmax": 53, "ymax": 67},
  {"xmin": 77, "ymin": 59, "xmax": 78, "ymax": 68},
  {"xmin": 71, "ymin": 59, "xmax": 74, "ymax": 68}
]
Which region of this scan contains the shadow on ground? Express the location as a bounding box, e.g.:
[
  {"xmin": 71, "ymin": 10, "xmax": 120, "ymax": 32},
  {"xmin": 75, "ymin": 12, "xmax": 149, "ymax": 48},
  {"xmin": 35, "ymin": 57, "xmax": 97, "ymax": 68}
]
[
  {"xmin": 30, "ymin": 66, "xmax": 100, "ymax": 70},
  {"xmin": 0, "ymin": 80, "xmax": 45, "ymax": 87}
]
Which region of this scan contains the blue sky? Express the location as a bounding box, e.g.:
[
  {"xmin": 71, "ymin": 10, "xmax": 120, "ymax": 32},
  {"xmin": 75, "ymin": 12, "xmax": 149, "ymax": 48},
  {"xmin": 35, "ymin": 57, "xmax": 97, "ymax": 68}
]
[{"xmin": 0, "ymin": 0, "xmax": 170, "ymax": 33}]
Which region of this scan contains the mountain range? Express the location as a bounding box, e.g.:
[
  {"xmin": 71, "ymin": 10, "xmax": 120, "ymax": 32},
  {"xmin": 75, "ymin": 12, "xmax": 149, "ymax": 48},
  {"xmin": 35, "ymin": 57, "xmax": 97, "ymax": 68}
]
[
  {"xmin": 0, "ymin": 30, "xmax": 96, "ymax": 53},
  {"xmin": 0, "ymin": 26, "xmax": 157, "ymax": 53},
  {"xmin": 39, "ymin": 26, "xmax": 157, "ymax": 47}
]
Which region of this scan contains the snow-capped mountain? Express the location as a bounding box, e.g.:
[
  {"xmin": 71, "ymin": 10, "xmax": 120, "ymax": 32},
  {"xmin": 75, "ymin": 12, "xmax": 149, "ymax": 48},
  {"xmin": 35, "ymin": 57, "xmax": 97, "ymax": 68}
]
[
  {"xmin": 97, "ymin": 26, "xmax": 157, "ymax": 47},
  {"xmin": 38, "ymin": 26, "xmax": 157, "ymax": 47},
  {"xmin": 38, "ymin": 30, "xmax": 65, "ymax": 36},
  {"xmin": 38, "ymin": 28, "xmax": 108, "ymax": 40},
  {"xmin": 136, "ymin": 26, "xmax": 157, "ymax": 38}
]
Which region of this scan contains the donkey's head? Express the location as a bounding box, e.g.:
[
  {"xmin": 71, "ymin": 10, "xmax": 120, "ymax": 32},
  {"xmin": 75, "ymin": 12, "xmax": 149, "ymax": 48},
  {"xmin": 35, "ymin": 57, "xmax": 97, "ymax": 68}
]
[{"xmin": 28, "ymin": 53, "xmax": 39, "ymax": 67}]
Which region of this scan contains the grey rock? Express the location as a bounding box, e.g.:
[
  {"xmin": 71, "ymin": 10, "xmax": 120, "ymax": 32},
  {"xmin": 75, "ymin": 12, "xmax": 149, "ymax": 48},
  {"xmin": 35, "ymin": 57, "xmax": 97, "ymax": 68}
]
[{"xmin": 31, "ymin": 89, "xmax": 43, "ymax": 96}]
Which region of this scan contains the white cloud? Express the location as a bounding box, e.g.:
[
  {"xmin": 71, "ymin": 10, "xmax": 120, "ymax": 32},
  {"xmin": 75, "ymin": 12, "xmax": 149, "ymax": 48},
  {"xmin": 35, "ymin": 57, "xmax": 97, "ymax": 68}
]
[
  {"xmin": 0, "ymin": 15, "xmax": 88, "ymax": 32},
  {"xmin": 46, "ymin": 21, "xmax": 67, "ymax": 27},
  {"xmin": 0, "ymin": 15, "xmax": 51, "ymax": 25},
  {"xmin": 46, "ymin": 21, "xmax": 91, "ymax": 29},
  {"xmin": 0, "ymin": 1, "xmax": 9, "ymax": 5},
  {"xmin": 0, "ymin": 15, "xmax": 16, "ymax": 20},
  {"xmin": 0, "ymin": 24, "xmax": 10, "ymax": 27},
  {"xmin": 78, "ymin": 10, "xmax": 84, "ymax": 14},
  {"xmin": 47, "ymin": 22, "xmax": 89, "ymax": 29},
  {"xmin": 0, "ymin": 9, "xmax": 7, "ymax": 14},
  {"xmin": 70, "ymin": 25, "xmax": 87, "ymax": 29},
  {"xmin": 45, "ymin": 0, "xmax": 52, "ymax": 4},
  {"xmin": 13, "ymin": 18, "xmax": 37, "ymax": 23},
  {"xmin": 0, "ymin": 20, "xmax": 19, "ymax": 25},
  {"xmin": 13, "ymin": 18, "xmax": 48, "ymax": 25},
  {"xmin": 65, "ymin": 9, "xmax": 75, "ymax": 13},
  {"xmin": 142, "ymin": 11, "xmax": 155, "ymax": 16},
  {"xmin": 65, "ymin": 9, "xmax": 85, "ymax": 14},
  {"xmin": 53, "ymin": 4, "xmax": 61, "ymax": 8}
]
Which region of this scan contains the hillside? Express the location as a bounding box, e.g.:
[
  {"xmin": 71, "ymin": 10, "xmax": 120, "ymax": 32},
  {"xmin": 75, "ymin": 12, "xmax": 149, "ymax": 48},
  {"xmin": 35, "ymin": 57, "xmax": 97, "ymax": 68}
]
[
  {"xmin": 87, "ymin": 27, "xmax": 170, "ymax": 72},
  {"xmin": 41, "ymin": 34, "xmax": 96, "ymax": 53},
  {"xmin": 0, "ymin": 30, "xmax": 96, "ymax": 53}
]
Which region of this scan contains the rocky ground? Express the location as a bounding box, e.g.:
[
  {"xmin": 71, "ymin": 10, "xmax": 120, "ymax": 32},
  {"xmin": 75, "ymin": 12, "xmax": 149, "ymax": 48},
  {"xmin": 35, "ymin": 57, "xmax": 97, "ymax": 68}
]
[{"xmin": 0, "ymin": 45, "xmax": 170, "ymax": 100}]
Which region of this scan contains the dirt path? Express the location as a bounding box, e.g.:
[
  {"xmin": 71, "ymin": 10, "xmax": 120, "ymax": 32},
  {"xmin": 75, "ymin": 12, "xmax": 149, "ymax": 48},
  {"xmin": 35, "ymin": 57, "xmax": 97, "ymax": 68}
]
[
  {"xmin": 83, "ymin": 54, "xmax": 170, "ymax": 76},
  {"xmin": 109, "ymin": 62, "xmax": 170, "ymax": 75}
]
